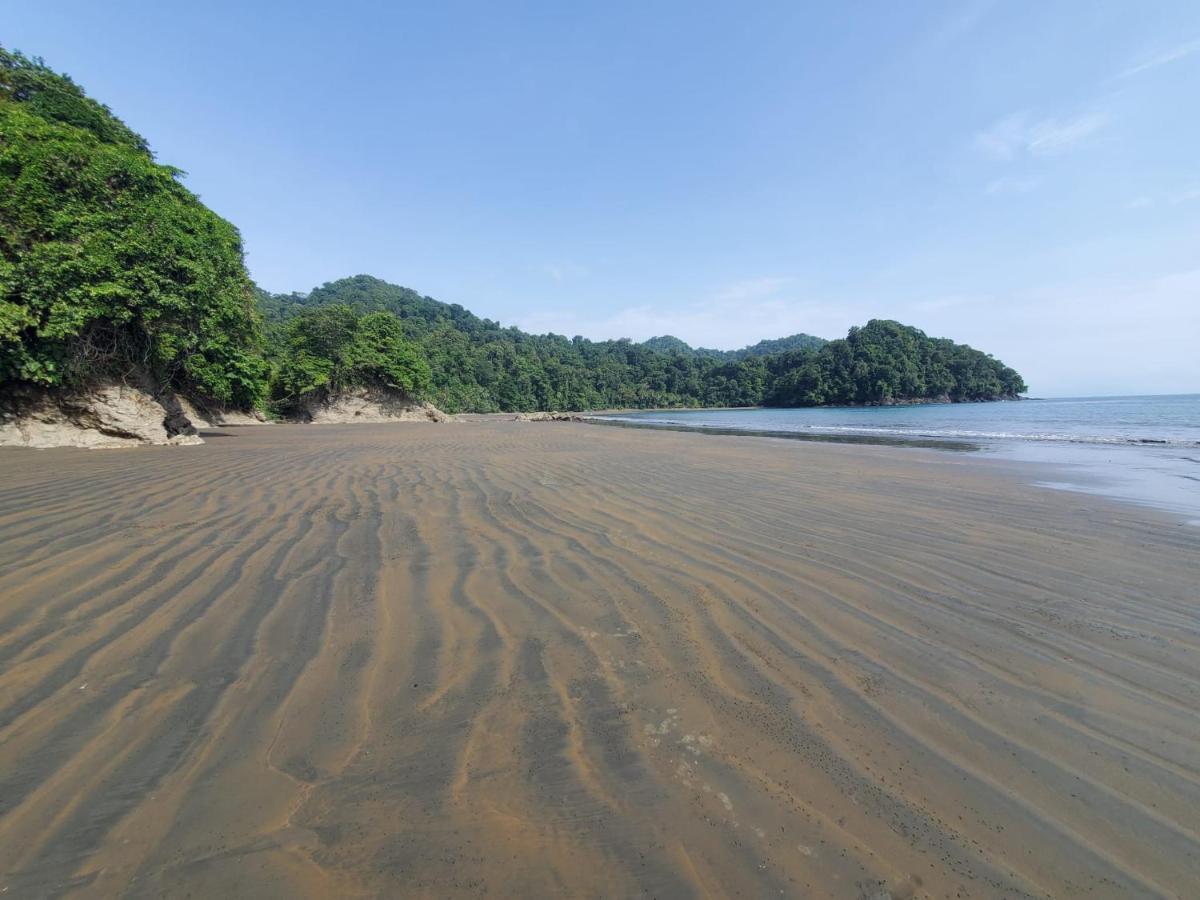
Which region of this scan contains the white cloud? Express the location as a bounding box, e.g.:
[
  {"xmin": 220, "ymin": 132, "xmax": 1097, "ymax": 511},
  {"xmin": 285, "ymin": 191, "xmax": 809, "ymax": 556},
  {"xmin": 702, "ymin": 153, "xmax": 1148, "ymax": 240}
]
[
  {"xmin": 922, "ymin": 0, "xmax": 996, "ymax": 50},
  {"xmin": 517, "ymin": 277, "xmax": 852, "ymax": 348},
  {"xmin": 1118, "ymin": 39, "xmax": 1200, "ymax": 79},
  {"xmin": 975, "ymin": 111, "xmax": 1109, "ymax": 161},
  {"xmin": 1169, "ymin": 186, "xmax": 1200, "ymax": 205},
  {"xmin": 985, "ymin": 176, "xmax": 1039, "ymax": 195},
  {"xmin": 519, "ymin": 268, "xmax": 1200, "ymax": 396},
  {"xmin": 1124, "ymin": 187, "xmax": 1200, "ymax": 209},
  {"xmin": 713, "ymin": 276, "xmax": 793, "ymax": 302},
  {"xmin": 899, "ymin": 269, "xmax": 1200, "ymax": 396},
  {"xmin": 541, "ymin": 261, "xmax": 589, "ymax": 282}
]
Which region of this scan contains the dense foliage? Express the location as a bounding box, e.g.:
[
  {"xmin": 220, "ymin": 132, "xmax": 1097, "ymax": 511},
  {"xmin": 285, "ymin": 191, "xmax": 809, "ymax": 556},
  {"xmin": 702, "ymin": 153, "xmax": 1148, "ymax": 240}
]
[
  {"xmin": 640, "ymin": 332, "xmax": 825, "ymax": 360},
  {"xmin": 0, "ymin": 48, "xmax": 266, "ymax": 407},
  {"xmin": 260, "ymin": 277, "xmax": 1024, "ymax": 413},
  {"xmin": 259, "ymin": 276, "xmax": 773, "ymax": 411},
  {"xmin": 766, "ymin": 319, "xmax": 1026, "ymax": 405},
  {"xmin": 729, "ymin": 333, "xmax": 827, "ymax": 359},
  {"xmin": 269, "ymin": 304, "xmax": 431, "ymax": 412}
]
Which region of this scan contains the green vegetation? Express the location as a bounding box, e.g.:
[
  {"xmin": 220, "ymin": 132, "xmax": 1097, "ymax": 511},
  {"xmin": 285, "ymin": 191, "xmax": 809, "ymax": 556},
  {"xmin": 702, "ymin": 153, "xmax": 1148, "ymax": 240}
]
[
  {"xmin": 259, "ymin": 276, "xmax": 771, "ymax": 412},
  {"xmin": 1, "ymin": 49, "xmax": 1025, "ymax": 420},
  {"xmin": 729, "ymin": 333, "xmax": 827, "ymax": 359},
  {"xmin": 766, "ymin": 319, "xmax": 1025, "ymax": 405},
  {"xmin": 640, "ymin": 332, "xmax": 825, "ymax": 360},
  {"xmin": 269, "ymin": 305, "xmax": 430, "ymax": 414},
  {"xmin": 0, "ymin": 47, "xmax": 266, "ymax": 408},
  {"xmin": 260, "ymin": 277, "xmax": 1024, "ymax": 413}
]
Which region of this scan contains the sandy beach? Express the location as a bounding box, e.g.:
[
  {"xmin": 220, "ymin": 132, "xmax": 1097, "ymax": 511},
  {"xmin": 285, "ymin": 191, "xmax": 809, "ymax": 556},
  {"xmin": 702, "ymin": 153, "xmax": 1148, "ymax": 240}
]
[{"xmin": 0, "ymin": 421, "xmax": 1197, "ymax": 898}]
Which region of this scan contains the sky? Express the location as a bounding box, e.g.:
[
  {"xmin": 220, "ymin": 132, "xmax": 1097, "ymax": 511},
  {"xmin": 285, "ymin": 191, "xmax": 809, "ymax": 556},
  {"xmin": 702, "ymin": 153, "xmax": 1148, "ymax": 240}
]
[{"xmin": 6, "ymin": 1, "xmax": 1200, "ymax": 396}]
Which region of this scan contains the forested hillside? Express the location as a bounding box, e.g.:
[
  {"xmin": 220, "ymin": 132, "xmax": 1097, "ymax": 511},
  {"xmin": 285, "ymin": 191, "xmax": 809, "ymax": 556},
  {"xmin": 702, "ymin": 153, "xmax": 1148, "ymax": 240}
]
[
  {"xmin": 765, "ymin": 319, "xmax": 1026, "ymax": 405},
  {"xmin": 260, "ymin": 277, "xmax": 1025, "ymax": 413},
  {"xmin": 260, "ymin": 277, "xmax": 768, "ymax": 411},
  {"xmin": 640, "ymin": 333, "xmax": 826, "ymax": 360}
]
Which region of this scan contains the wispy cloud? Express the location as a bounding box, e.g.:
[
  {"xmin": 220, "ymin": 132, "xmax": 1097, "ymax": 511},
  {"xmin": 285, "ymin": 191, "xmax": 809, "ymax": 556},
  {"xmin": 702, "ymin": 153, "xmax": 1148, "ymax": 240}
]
[
  {"xmin": 1117, "ymin": 39, "xmax": 1200, "ymax": 79},
  {"xmin": 713, "ymin": 276, "xmax": 793, "ymax": 302},
  {"xmin": 985, "ymin": 175, "xmax": 1039, "ymax": 195},
  {"xmin": 922, "ymin": 0, "xmax": 996, "ymax": 51},
  {"xmin": 517, "ymin": 277, "xmax": 850, "ymax": 349},
  {"xmin": 1169, "ymin": 186, "xmax": 1200, "ymax": 205},
  {"xmin": 1124, "ymin": 186, "xmax": 1200, "ymax": 209},
  {"xmin": 540, "ymin": 261, "xmax": 589, "ymax": 282},
  {"xmin": 975, "ymin": 111, "xmax": 1109, "ymax": 161}
]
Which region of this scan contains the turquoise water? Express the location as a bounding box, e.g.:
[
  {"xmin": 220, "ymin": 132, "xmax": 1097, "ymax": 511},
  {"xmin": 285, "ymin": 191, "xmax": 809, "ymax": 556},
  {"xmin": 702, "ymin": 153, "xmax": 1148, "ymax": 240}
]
[{"xmin": 597, "ymin": 395, "xmax": 1200, "ymax": 522}]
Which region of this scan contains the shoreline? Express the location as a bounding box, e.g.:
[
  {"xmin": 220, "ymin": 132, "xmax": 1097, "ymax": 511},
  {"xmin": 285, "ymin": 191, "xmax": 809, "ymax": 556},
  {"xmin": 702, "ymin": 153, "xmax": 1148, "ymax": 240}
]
[
  {"xmin": 1, "ymin": 421, "xmax": 1196, "ymax": 896},
  {"xmin": 585, "ymin": 407, "xmax": 1200, "ymax": 525}
]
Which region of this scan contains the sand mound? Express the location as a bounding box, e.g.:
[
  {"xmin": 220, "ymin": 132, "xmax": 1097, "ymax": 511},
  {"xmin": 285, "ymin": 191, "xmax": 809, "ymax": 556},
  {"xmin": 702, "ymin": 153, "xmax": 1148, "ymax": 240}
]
[
  {"xmin": 292, "ymin": 386, "xmax": 449, "ymax": 424},
  {"xmin": 0, "ymin": 381, "xmax": 202, "ymax": 449}
]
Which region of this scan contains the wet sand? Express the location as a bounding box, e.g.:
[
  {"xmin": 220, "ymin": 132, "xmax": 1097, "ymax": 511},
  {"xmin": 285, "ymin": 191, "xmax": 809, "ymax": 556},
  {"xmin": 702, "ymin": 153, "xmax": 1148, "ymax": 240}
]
[{"xmin": 0, "ymin": 421, "xmax": 1197, "ymax": 898}]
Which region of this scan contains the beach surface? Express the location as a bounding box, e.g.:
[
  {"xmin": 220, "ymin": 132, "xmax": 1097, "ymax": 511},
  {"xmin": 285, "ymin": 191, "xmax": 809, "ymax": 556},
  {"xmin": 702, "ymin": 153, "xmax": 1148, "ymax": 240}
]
[{"xmin": 0, "ymin": 421, "xmax": 1197, "ymax": 898}]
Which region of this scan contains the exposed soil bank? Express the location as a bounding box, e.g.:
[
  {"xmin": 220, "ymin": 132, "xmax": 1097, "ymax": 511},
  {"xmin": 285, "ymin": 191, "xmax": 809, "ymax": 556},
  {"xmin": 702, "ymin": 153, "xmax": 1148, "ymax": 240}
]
[
  {"xmin": 177, "ymin": 396, "xmax": 271, "ymax": 428},
  {"xmin": 286, "ymin": 386, "xmax": 449, "ymax": 423},
  {"xmin": 0, "ymin": 381, "xmax": 201, "ymax": 449},
  {"xmin": 0, "ymin": 423, "xmax": 1196, "ymax": 897}
]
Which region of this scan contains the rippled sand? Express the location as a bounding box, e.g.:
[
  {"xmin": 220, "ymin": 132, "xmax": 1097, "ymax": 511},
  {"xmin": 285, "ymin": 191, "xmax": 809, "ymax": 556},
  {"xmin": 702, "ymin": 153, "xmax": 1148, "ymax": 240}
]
[{"xmin": 1, "ymin": 422, "xmax": 1197, "ymax": 898}]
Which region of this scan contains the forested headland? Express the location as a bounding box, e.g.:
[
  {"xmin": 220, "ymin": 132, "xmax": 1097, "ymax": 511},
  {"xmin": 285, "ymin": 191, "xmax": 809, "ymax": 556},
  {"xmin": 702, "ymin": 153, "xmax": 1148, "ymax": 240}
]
[
  {"xmin": 1, "ymin": 48, "xmax": 1026, "ymax": 422},
  {"xmin": 258, "ymin": 278, "xmax": 1026, "ymax": 413}
]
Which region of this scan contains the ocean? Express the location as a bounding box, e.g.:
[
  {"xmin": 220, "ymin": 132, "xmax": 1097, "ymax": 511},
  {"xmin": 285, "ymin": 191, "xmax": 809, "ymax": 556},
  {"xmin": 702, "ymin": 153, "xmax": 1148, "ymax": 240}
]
[{"xmin": 595, "ymin": 395, "xmax": 1200, "ymax": 523}]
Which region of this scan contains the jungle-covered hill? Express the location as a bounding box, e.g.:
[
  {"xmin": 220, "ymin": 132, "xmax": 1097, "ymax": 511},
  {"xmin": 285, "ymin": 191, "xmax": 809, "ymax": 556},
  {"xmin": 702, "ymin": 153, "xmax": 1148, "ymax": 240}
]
[
  {"xmin": 260, "ymin": 277, "xmax": 1026, "ymax": 413},
  {"xmin": 640, "ymin": 333, "xmax": 827, "ymax": 360}
]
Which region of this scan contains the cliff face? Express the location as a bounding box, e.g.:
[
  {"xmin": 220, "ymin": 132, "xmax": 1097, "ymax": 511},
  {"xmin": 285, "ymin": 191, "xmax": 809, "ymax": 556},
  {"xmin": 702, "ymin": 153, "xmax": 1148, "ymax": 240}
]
[
  {"xmin": 288, "ymin": 386, "xmax": 449, "ymax": 424},
  {"xmin": 177, "ymin": 397, "xmax": 271, "ymax": 428},
  {"xmin": 0, "ymin": 382, "xmax": 203, "ymax": 449}
]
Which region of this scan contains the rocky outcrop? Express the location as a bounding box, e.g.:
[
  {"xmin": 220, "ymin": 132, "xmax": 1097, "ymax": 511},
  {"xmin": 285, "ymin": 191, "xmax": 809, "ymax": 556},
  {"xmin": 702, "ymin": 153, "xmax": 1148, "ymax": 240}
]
[
  {"xmin": 0, "ymin": 382, "xmax": 203, "ymax": 449},
  {"xmin": 289, "ymin": 387, "xmax": 449, "ymax": 424},
  {"xmin": 177, "ymin": 397, "xmax": 271, "ymax": 428},
  {"xmin": 511, "ymin": 411, "xmax": 586, "ymax": 422}
]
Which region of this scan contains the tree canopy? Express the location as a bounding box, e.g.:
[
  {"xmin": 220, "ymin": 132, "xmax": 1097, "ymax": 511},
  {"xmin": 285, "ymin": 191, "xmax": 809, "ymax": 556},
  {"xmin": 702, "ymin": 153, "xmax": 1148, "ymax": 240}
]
[
  {"xmin": 269, "ymin": 305, "xmax": 431, "ymax": 413},
  {"xmin": 640, "ymin": 333, "xmax": 826, "ymax": 360},
  {"xmin": 765, "ymin": 319, "xmax": 1026, "ymax": 406},
  {"xmin": 260, "ymin": 279, "xmax": 1024, "ymax": 413},
  {"xmin": 0, "ymin": 47, "xmax": 266, "ymax": 407}
]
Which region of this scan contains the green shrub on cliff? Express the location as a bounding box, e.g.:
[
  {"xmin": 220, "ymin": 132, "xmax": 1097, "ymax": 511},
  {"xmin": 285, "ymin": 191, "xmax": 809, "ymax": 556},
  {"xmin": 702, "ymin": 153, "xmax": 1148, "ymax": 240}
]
[
  {"xmin": 270, "ymin": 305, "xmax": 432, "ymax": 412},
  {"xmin": 0, "ymin": 47, "xmax": 267, "ymax": 407}
]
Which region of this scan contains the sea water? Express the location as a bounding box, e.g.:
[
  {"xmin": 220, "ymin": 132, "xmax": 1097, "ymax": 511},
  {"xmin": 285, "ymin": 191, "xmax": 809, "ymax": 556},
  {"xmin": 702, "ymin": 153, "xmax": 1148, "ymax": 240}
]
[{"xmin": 597, "ymin": 395, "xmax": 1200, "ymax": 523}]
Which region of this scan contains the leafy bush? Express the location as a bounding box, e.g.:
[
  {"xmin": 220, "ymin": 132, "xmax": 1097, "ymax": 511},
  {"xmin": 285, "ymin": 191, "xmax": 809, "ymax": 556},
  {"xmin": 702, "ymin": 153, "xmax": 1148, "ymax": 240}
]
[
  {"xmin": 0, "ymin": 48, "xmax": 267, "ymax": 407},
  {"xmin": 269, "ymin": 305, "xmax": 432, "ymax": 411}
]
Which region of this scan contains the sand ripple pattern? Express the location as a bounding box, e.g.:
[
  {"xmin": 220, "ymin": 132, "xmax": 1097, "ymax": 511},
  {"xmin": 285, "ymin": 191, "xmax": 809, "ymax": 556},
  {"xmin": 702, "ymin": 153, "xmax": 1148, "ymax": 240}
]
[{"xmin": 0, "ymin": 422, "xmax": 1197, "ymax": 898}]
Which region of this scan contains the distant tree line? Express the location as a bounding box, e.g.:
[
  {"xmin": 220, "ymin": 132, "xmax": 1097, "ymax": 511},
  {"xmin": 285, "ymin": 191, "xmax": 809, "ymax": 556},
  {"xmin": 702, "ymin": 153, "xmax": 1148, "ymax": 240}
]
[{"xmin": 259, "ymin": 277, "xmax": 1026, "ymax": 413}]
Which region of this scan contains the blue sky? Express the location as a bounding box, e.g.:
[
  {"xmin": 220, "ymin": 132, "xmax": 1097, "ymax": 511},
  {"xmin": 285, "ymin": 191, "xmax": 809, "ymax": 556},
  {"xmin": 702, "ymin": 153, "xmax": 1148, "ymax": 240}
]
[{"xmin": 7, "ymin": 1, "xmax": 1199, "ymax": 395}]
